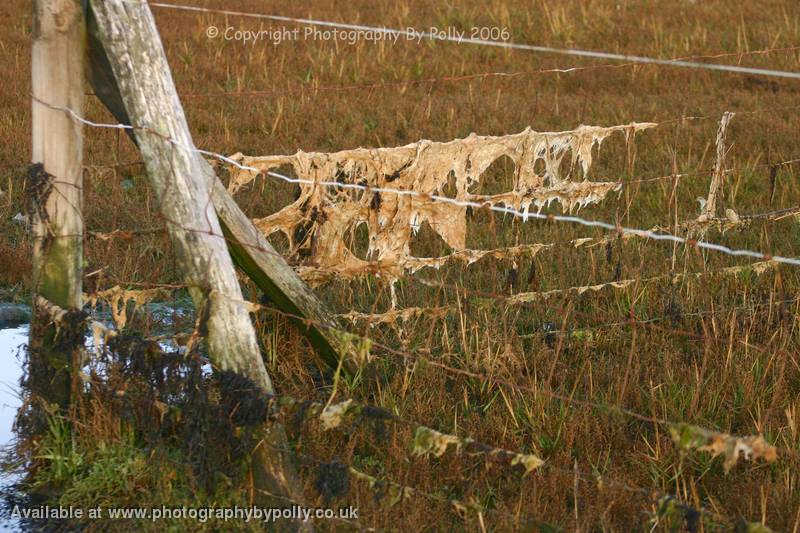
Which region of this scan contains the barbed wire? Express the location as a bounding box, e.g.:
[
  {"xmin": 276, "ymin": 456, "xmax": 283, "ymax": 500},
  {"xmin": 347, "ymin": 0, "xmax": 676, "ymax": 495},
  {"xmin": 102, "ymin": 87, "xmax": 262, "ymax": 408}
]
[
  {"xmin": 80, "ymin": 276, "xmax": 797, "ymax": 464},
  {"xmin": 340, "ymin": 285, "xmax": 800, "ymax": 334},
  {"xmin": 166, "ymin": 60, "xmax": 800, "ymax": 101},
  {"xmin": 87, "ymin": 244, "xmax": 798, "ymax": 391},
  {"xmin": 272, "ymin": 202, "xmax": 800, "ymax": 283},
  {"xmin": 32, "ymin": 98, "xmax": 800, "ymax": 269},
  {"xmin": 269, "ymin": 440, "xmax": 732, "ymax": 530},
  {"xmin": 81, "ymin": 153, "xmax": 800, "ymax": 192},
  {"xmin": 406, "ymin": 265, "xmax": 799, "ymax": 356},
  {"xmin": 142, "ymin": 2, "xmax": 800, "ymax": 80}
]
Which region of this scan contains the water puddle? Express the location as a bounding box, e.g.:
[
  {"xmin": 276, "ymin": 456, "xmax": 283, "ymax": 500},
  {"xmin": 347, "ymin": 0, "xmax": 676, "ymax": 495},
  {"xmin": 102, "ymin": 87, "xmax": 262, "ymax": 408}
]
[
  {"xmin": 0, "ymin": 300, "xmax": 193, "ymax": 531},
  {"xmin": 0, "ymin": 323, "xmax": 27, "ymax": 532}
]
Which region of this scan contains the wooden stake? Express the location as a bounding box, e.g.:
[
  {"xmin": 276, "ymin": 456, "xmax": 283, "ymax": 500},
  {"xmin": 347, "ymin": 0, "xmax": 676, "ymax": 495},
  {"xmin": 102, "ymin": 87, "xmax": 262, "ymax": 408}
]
[
  {"xmin": 87, "ymin": 2, "xmax": 311, "ymax": 526},
  {"xmin": 30, "ymin": 0, "xmax": 85, "ymax": 408},
  {"xmin": 85, "ymin": 3, "xmax": 348, "ymax": 373}
]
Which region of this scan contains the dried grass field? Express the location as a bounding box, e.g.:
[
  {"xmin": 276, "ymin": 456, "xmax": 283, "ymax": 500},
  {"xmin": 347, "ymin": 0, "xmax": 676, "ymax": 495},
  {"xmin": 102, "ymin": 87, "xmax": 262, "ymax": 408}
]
[{"xmin": 1, "ymin": 0, "xmax": 800, "ymax": 531}]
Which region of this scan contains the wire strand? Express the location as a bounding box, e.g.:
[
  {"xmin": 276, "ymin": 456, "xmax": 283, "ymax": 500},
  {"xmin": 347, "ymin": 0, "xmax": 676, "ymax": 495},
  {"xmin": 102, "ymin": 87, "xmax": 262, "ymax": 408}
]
[
  {"xmin": 144, "ymin": 2, "xmax": 800, "ymax": 80},
  {"xmin": 35, "ymin": 97, "xmax": 800, "ymax": 268}
]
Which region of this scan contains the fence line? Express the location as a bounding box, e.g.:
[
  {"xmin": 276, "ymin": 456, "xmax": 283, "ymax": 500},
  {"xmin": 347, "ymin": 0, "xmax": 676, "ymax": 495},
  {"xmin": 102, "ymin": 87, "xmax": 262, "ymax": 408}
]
[
  {"xmin": 167, "ymin": 58, "xmax": 800, "ymax": 101},
  {"xmin": 143, "ymin": 2, "xmax": 800, "ymax": 80},
  {"xmin": 82, "ymin": 153, "xmax": 800, "ymax": 190},
  {"xmin": 410, "ymin": 269, "xmax": 799, "ymax": 350},
  {"xmin": 71, "ymin": 293, "xmax": 765, "ymax": 529},
  {"xmin": 271, "ymin": 202, "xmax": 800, "ymax": 284},
  {"xmin": 34, "ymin": 98, "xmax": 800, "ymax": 269},
  {"xmin": 85, "ymin": 281, "xmax": 795, "ymax": 464},
  {"xmin": 362, "ymin": 260, "xmax": 780, "ymax": 310},
  {"xmin": 270, "ymin": 440, "xmax": 731, "ymax": 530},
  {"xmin": 74, "ymin": 164, "xmax": 800, "ymax": 288},
  {"xmin": 182, "ymin": 166, "xmax": 800, "ymax": 267},
  {"xmin": 86, "ymin": 252, "xmax": 799, "ymax": 404},
  {"xmin": 341, "ymin": 286, "xmax": 800, "ymax": 332}
]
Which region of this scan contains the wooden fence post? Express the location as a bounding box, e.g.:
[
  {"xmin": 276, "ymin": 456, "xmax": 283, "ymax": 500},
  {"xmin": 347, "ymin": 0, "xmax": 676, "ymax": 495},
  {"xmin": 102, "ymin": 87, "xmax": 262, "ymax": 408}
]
[
  {"xmin": 87, "ymin": 1, "xmax": 312, "ymax": 526},
  {"xmin": 85, "ymin": 5, "xmax": 349, "ymax": 373},
  {"xmin": 29, "ymin": 0, "xmax": 85, "ymax": 408}
]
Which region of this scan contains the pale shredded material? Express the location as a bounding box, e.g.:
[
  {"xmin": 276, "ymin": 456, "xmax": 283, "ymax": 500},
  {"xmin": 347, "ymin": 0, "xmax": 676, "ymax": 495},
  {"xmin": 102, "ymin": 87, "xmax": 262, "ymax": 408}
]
[
  {"xmin": 510, "ymin": 452, "xmax": 546, "ymax": 474},
  {"xmin": 90, "ymin": 320, "xmax": 118, "ymax": 354},
  {"xmin": 339, "ymin": 260, "xmax": 778, "ymax": 323},
  {"xmin": 413, "ymin": 426, "xmax": 545, "ymax": 474},
  {"xmin": 339, "ymin": 306, "xmax": 451, "ymax": 327},
  {"xmin": 85, "ymin": 286, "xmax": 170, "ymax": 330},
  {"xmin": 228, "ymin": 123, "xmax": 654, "ymax": 285},
  {"xmin": 508, "ymin": 260, "xmax": 777, "ymax": 304},
  {"xmin": 670, "ymin": 423, "xmax": 777, "ymax": 472},
  {"xmin": 34, "ymin": 295, "xmax": 117, "ymax": 358},
  {"xmin": 335, "ymin": 260, "xmax": 778, "ymax": 326},
  {"xmin": 297, "ymin": 243, "xmax": 553, "ymax": 285},
  {"xmin": 412, "ymin": 426, "xmax": 463, "ymax": 458},
  {"xmin": 319, "ymin": 399, "xmax": 354, "ymax": 430}
]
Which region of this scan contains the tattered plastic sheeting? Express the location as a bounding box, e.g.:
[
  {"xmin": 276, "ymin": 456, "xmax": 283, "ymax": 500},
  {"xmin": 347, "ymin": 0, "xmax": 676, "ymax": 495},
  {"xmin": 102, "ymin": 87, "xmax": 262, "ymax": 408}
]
[
  {"xmin": 226, "ymin": 122, "xmax": 655, "ymax": 285},
  {"xmin": 339, "ymin": 306, "xmax": 451, "ymax": 327}
]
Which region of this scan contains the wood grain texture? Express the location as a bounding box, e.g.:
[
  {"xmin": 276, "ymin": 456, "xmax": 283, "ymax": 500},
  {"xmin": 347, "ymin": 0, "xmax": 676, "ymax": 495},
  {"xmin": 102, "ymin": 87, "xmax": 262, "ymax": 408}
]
[
  {"xmin": 30, "ymin": 0, "xmax": 86, "ymax": 409},
  {"xmin": 31, "ymin": 0, "xmax": 84, "ymax": 309},
  {"xmin": 88, "ymin": 2, "xmax": 311, "ymax": 525}
]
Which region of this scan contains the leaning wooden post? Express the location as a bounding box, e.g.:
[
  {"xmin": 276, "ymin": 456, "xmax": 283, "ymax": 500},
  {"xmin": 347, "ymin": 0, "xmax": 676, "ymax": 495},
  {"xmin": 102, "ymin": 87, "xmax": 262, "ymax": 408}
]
[
  {"xmin": 87, "ymin": 1, "xmax": 311, "ymax": 525},
  {"xmin": 84, "ymin": 2, "xmax": 350, "ymax": 373},
  {"xmin": 29, "ymin": 0, "xmax": 85, "ymax": 409}
]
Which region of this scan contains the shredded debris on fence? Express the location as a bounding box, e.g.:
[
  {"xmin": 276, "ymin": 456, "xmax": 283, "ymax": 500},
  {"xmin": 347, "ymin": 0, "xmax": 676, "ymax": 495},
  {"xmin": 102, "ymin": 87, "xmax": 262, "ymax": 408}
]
[
  {"xmin": 85, "ymin": 285, "xmax": 171, "ymax": 329},
  {"xmin": 227, "ymin": 123, "xmax": 654, "ymax": 286},
  {"xmin": 670, "ymin": 423, "xmax": 778, "ymax": 472}
]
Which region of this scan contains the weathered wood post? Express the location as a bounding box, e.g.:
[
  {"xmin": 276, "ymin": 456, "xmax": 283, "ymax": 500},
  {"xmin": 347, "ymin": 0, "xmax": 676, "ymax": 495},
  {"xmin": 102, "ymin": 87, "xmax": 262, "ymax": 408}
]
[
  {"xmin": 29, "ymin": 0, "xmax": 86, "ymax": 409},
  {"xmin": 85, "ymin": 7, "xmax": 350, "ymax": 373},
  {"xmin": 87, "ymin": 2, "xmax": 311, "ymax": 526},
  {"xmin": 703, "ymin": 112, "xmax": 734, "ymax": 219}
]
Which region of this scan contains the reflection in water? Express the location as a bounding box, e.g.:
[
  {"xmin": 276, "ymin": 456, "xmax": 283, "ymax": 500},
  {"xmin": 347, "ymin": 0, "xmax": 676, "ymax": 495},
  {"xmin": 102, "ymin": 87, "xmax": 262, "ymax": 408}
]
[
  {"xmin": 0, "ymin": 325, "xmax": 27, "ymax": 531},
  {"xmin": 0, "ymin": 326, "xmax": 25, "ymax": 450},
  {"xmin": 0, "ymin": 302, "xmax": 192, "ymax": 530}
]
